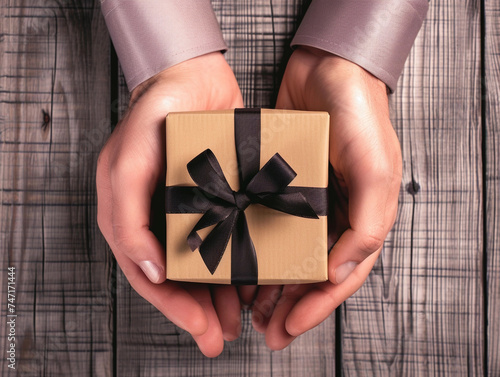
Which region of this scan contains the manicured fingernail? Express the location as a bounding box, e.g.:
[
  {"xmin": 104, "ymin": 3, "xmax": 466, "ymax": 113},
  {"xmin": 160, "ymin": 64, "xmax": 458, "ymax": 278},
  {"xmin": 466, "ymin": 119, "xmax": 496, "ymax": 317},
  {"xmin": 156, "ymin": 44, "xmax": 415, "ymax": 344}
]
[
  {"xmin": 139, "ymin": 261, "xmax": 164, "ymax": 284},
  {"xmin": 335, "ymin": 261, "xmax": 357, "ymax": 284}
]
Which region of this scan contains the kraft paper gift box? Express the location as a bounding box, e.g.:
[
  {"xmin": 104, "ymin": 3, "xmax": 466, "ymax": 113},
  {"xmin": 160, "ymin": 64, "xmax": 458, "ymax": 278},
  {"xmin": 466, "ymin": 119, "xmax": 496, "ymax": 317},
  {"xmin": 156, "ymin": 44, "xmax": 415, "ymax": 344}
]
[{"xmin": 165, "ymin": 108, "xmax": 329, "ymax": 284}]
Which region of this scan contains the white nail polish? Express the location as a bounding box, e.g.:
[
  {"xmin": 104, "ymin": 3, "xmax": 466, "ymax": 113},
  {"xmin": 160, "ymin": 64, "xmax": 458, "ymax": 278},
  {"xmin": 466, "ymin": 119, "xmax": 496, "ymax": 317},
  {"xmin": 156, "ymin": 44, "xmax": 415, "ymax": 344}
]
[
  {"xmin": 335, "ymin": 261, "xmax": 357, "ymax": 284},
  {"xmin": 139, "ymin": 261, "xmax": 164, "ymax": 284}
]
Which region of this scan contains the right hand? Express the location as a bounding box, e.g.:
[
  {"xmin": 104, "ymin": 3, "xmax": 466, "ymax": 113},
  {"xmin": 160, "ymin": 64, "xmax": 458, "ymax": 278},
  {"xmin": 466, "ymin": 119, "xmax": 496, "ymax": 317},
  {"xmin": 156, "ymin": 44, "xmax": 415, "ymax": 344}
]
[
  {"xmin": 96, "ymin": 52, "xmax": 244, "ymax": 357},
  {"xmin": 251, "ymin": 47, "xmax": 402, "ymax": 350}
]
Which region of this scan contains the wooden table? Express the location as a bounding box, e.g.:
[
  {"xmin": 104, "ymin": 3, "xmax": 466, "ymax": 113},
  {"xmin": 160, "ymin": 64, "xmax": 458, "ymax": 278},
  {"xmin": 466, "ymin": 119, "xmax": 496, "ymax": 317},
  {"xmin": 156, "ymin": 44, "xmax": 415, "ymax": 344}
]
[{"xmin": 1, "ymin": 1, "xmax": 498, "ymax": 376}]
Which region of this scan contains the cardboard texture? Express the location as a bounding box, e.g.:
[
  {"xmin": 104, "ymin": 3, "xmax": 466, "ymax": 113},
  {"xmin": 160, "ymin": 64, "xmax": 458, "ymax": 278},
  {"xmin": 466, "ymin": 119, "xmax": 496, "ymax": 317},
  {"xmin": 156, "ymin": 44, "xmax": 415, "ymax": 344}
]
[{"xmin": 165, "ymin": 109, "xmax": 329, "ymax": 284}]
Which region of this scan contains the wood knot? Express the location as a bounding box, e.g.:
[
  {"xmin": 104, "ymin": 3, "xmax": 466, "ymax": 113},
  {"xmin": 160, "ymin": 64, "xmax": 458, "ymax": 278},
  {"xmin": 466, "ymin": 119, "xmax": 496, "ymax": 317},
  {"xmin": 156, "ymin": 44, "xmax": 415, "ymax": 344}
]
[
  {"xmin": 406, "ymin": 180, "xmax": 420, "ymax": 196},
  {"xmin": 41, "ymin": 109, "xmax": 51, "ymax": 131}
]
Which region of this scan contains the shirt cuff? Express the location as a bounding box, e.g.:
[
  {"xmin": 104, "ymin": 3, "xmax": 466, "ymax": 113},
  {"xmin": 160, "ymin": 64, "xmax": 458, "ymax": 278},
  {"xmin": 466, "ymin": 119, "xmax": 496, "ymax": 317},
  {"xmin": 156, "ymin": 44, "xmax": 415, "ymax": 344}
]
[
  {"xmin": 291, "ymin": 0, "xmax": 428, "ymax": 92},
  {"xmin": 101, "ymin": 0, "xmax": 228, "ymax": 91}
]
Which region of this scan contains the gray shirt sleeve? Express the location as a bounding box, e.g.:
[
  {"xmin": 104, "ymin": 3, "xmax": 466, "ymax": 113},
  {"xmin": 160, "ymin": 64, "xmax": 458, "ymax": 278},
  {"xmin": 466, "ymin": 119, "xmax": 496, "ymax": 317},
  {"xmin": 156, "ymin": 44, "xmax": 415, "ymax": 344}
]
[
  {"xmin": 291, "ymin": 0, "xmax": 429, "ymax": 92},
  {"xmin": 101, "ymin": 0, "xmax": 227, "ymax": 91},
  {"xmin": 101, "ymin": 0, "xmax": 428, "ymax": 93}
]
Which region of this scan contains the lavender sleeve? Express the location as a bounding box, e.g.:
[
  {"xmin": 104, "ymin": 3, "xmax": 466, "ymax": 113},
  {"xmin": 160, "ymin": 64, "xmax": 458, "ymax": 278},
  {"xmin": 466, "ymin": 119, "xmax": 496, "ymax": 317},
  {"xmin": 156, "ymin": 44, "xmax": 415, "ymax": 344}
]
[
  {"xmin": 292, "ymin": 0, "xmax": 429, "ymax": 92},
  {"xmin": 101, "ymin": 0, "xmax": 227, "ymax": 91}
]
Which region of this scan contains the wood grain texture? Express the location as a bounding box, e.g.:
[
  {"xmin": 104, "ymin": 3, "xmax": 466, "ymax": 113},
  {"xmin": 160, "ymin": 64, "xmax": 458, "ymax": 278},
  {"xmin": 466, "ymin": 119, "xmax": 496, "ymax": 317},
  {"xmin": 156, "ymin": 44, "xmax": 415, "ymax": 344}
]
[
  {"xmin": 484, "ymin": 0, "xmax": 500, "ymax": 375},
  {"xmin": 340, "ymin": 1, "xmax": 484, "ymax": 376},
  {"xmin": 113, "ymin": 2, "xmax": 337, "ymax": 376},
  {"xmin": 0, "ymin": 1, "xmax": 113, "ymax": 376},
  {"xmin": 0, "ymin": 0, "xmax": 496, "ymax": 376}
]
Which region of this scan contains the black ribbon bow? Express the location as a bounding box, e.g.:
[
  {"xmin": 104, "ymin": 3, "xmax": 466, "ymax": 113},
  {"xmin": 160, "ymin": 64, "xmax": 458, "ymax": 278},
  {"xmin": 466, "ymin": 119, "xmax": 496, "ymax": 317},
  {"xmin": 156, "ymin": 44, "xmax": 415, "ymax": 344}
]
[
  {"xmin": 185, "ymin": 148, "xmax": 319, "ymax": 281},
  {"xmin": 165, "ymin": 108, "xmax": 328, "ymax": 284}
]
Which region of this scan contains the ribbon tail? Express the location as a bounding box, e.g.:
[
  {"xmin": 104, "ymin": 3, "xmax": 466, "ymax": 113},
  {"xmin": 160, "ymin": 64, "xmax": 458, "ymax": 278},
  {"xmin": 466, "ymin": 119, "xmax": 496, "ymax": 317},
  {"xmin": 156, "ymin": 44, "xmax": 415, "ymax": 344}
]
[
  {"xmin": 230, "ymin": 212, "xmax": 258, "ymax": 285},
  {"xmin": 198, "ymin": 209, "xmax": 238, "ymax": 274},
  {"xmin": 187, "ymin": 206, "xmax": 233, "ymax": 251},
  {"xmin": 246, "ymin": 153, "xmax": 296, "ymax": 193}
]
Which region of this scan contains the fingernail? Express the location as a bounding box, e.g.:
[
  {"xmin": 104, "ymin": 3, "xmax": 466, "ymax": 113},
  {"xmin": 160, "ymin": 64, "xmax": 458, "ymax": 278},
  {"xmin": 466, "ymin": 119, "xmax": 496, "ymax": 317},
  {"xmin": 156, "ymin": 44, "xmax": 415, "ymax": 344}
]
[
  {"xmin": 223, "ymin": 323, "xmax": 241, "ymax": 341},
  {"xmin": 335, "ymin": 261, "xmax": 357, "ymax": 284},
  {"xmin": 139, "ymin": 261, "xmax": 164, "ymax": 284}
]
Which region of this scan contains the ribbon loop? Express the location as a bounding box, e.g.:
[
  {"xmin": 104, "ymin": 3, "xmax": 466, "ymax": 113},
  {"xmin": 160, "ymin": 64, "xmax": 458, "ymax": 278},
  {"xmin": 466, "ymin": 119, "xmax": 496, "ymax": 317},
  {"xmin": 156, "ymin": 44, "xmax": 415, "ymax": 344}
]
[
  {"xmin": 187, "ymin": 149, "xmax": 235, "ymax": 205},
  {"xmin": 246, "ymin": 153, "xmax": 296, "ymax": 194}
]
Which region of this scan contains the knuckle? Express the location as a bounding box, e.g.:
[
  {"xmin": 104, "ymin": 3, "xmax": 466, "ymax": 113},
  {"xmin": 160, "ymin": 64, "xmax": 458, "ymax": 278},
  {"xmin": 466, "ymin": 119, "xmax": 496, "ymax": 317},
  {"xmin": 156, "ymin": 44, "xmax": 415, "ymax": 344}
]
[
  {"xmin": 96, "ymin": 148, "xmax": 106, "ymax": 170},
  {"xmin": 374, "ymin": 154, "xmax": 394, "ymax": 178},
  {"xmin": 360, "ymin": 231, "xmax": 385, "ymax": 256},
  {"xmin": 112, "ymin": 224, "xmax": 134, "ymax": 252},
  {"xmin": 108, "ymin": 153, "xmax": 137, "ymax": 188},
  {"xmin": 96, "ymin": 138, "xmax": 113, "ymax": 173},
  {"xmin": 96, "ymin": 151, "xmax": 107, "ymax": 182},
  {"xmin": 96, "ymin": 146, "xmax": 115, "ymax": 192},
  {"xmin": 96, "ymin": 210, "xmax": 105, "ymax": 233}
]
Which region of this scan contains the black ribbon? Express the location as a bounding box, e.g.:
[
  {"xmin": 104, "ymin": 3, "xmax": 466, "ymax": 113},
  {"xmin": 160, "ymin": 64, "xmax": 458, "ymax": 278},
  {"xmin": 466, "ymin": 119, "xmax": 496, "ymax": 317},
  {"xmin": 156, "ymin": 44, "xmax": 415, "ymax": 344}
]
[{"xmin": 165, "ymin": 108, "xmax": 328, "ymax": 284}]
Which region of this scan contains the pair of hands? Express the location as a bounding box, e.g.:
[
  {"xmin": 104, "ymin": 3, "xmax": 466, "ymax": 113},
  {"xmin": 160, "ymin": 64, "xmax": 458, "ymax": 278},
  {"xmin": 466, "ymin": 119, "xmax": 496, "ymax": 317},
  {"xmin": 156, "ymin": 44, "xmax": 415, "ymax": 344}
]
[{"xmin": 96, "ymin": 47, "xmax": 402, "ymax": 357}]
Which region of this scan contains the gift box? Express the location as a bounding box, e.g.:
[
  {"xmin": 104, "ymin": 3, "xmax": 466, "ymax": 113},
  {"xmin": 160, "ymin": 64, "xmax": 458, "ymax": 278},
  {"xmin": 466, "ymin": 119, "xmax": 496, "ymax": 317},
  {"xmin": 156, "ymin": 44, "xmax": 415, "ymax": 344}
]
[{"xmin": 165, "ymin": 108, "xmax": 329, "ymax": 284}]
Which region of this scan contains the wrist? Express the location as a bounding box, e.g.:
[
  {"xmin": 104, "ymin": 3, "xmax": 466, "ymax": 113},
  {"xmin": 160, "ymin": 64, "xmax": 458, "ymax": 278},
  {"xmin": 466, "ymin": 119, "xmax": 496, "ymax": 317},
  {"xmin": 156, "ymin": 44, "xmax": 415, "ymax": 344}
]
[
  {"xmin": 129, "ymin": 52, "xmax": 226, "ymax": 106},
  {"xmin": 297, "ymin": 46, "xmax": 388, "ymax": 95}
]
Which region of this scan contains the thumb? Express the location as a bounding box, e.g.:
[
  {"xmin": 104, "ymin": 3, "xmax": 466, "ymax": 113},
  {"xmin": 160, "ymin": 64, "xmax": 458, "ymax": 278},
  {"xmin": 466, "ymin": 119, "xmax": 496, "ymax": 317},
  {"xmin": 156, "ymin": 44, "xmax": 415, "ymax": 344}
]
[{"xmin": 110, "ymin": 159, "xmax": 166, "ymax": 284}]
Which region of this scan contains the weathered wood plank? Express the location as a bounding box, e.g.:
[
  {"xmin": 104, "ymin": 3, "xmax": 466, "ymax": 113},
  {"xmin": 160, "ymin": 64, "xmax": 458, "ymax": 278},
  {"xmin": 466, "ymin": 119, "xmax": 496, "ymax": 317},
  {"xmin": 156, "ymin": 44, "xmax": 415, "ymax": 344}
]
[
  {"xmin": 0, "ymin": 2, "xmax": 113, "ymax": 376},
  {"xmin": 1, "ymin": 1, "xmax": 491, "ymax": 376},
  {"xmin": 113, "ymin": 1, "xmax": 337, "ymax": 376},
  {"xmin": 340, "ymin": 1, "xmax": 484, "ymax": 376},
  {"xmin": 484, "ymin": 0, "xmax": 500, "ymax": 375}
]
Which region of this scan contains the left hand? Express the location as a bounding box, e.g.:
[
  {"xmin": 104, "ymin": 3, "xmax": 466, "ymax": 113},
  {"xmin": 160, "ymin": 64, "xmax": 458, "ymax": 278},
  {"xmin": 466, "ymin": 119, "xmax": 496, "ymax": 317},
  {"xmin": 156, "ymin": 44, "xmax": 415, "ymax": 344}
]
[
  {"xmin": 96, "ymin": 52, "xmax": 244, "ymax": 356},
  {"xmin": 251, "ymin": 47, "xmax": 402, "ymax": 349}
]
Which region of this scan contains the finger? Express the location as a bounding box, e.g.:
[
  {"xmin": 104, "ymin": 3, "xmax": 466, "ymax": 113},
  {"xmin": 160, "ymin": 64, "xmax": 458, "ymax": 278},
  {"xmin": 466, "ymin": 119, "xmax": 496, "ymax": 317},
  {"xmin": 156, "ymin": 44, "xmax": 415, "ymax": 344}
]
[
  {"xmin": 251, "ymin": 285, "xmax": 282, "ymax": 333},
  {"xmin": 329, "ymin": 150, "xmax": 400, "ymax": 284},
  {"xmin": 112, "ymin": 249, "xmax": 209, "ymax": 336},
  {"xmin": 237, "ymin": 285, "xmax": 258, "ymax": 307},
  {"xmin": 212, "ymin": 285, "xmax": 242, "ymax": 341},
  {"xmin": 265, "ymin": 284, "xmax": 309, "ymax": 350},
  {"xmin": 97, "ymin": 154, "xmax": 209, "ymax": 336},
  {"xmin": 109, "ymin": 153, "xmax": 166, "ymax": 285},
  {"xmin": 189, "ymin": 285, "xmax": 225, "ymax": 357},
  {"xmin": 286, "ymin": 249, "xmax": 380, "ymax": 336}
]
